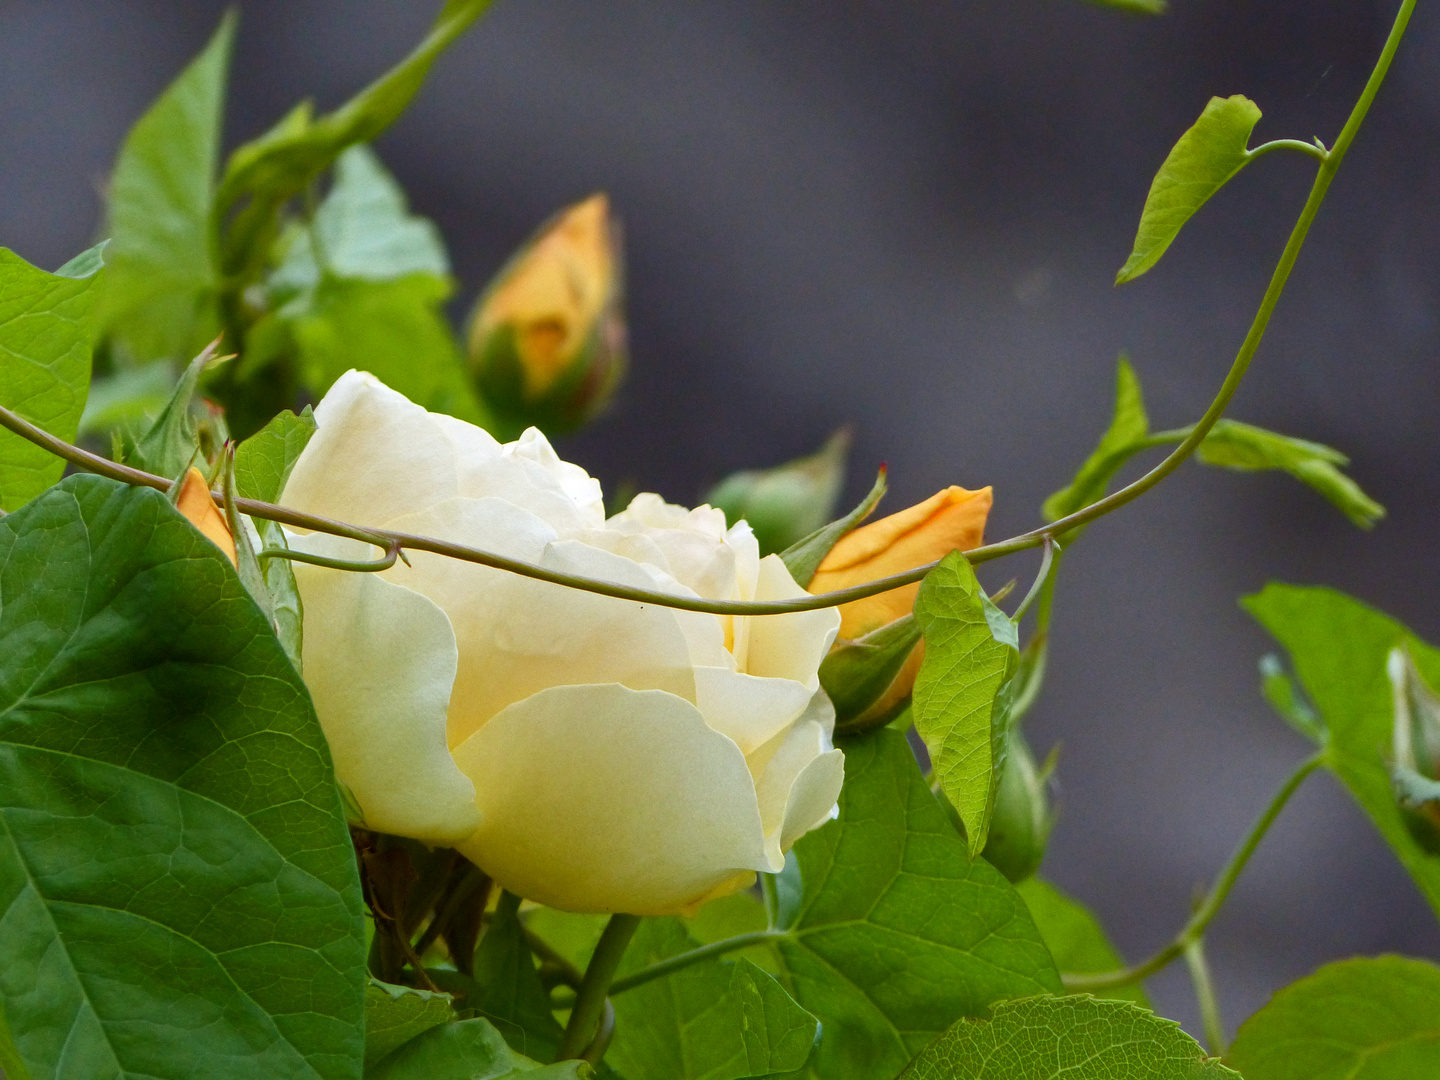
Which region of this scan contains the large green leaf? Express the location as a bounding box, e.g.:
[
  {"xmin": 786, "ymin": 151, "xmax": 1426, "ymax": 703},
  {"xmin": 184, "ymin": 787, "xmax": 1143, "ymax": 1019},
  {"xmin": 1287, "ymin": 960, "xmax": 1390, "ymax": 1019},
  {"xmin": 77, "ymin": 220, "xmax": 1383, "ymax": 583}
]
[
  {"xmin": 218, "ymin": 1, "xmax": 492, "ymax": 212},
  {"xmin": 366, "ymin": 980, "xmax": 456, "ymax": 1069},
  {"xmin": 896, "ymin": 996, "xmax": 1236, "ymax": 1079},
  {"xmin": 1245, "ymin": 585, "xmax": 1440, "ymax": 916},
  {"xmin": 0, "ymin": 475, "xmax": 366, "ymax": 1080},
  {"xmin": 608, "ymin": 918, "xmax": 817, "ymax": 1080},
  {"xmin": 1042, "ymin": 356, "xmax": 1148, "ymax": 524},
  {"xmin": 99, "ymin": 13, "xmax": 232, "ymax": 363},
  {"xmin": 912, "ymin": 552, "xmax": 1020, "ymax": 856},
  {"xmin": 1116, "ymin": 95, "xmax": 1263, "ymax": 284},
  {"xmin": 1196, "ymin": 419, "xmax": 1384, "ymax": 528},
  {"xmin": 0, "ymin": 247, "xmax": 105, "ymax": 511},
  {"xmin": 1014, "ymin": 879, "xmax": 1148, "ymax": 1008},
  {"xmin": 1228, "ymin": 956, "xmax": 1440, "ymax": 1080},
  {"xmin": 366, "ymin": 1017, "xmax": 588, "ymax": 1080},
  {"xmin": 769, "ymin": 730, "xmax": 1059, "ymax": 1079}
]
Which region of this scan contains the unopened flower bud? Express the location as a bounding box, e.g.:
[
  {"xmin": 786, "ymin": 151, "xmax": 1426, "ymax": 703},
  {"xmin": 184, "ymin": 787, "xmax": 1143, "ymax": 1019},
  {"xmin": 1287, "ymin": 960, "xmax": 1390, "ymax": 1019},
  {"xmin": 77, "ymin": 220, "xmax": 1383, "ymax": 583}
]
[
  {"xmin": 706, "ymin": 430, "xmax": 849, "ymax": 556},
  {"xmin": 1389, "ymin": 647, "xmax": 1440, "ymax": 853},
  {"xmin": 466, "ymin": 193, "xmax": 625, "ymax": 436},
  {"xmin": 980, "ymin": 733, "xmax": 1055, "ymax": 883},
  {"xmin": 809, "ymin": 485, "xmax": 992, "ymax": 721},
  {"xmin": 175, "ymin": 467, "xmax": 237, "ymax": 567}
]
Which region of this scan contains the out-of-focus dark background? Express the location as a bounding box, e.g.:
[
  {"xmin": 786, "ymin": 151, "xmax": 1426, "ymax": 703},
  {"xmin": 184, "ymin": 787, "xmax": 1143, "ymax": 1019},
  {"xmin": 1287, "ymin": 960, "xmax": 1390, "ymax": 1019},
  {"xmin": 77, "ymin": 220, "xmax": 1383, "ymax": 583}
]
[{"xmin": 3, "ymin": 0, "xmax": 1436, "ymax": 1039}]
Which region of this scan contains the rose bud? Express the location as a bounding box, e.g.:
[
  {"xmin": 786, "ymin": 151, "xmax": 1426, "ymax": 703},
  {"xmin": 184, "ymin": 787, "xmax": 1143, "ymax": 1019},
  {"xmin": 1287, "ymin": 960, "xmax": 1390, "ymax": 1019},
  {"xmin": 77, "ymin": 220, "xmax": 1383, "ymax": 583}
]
[
  {"xmin": 706, "ymin": 430, "xmax": 850, "ymax": 556},
  {"xmin": 979, "ymin": 733, "xmax": 1055, "ymax": 883},
  {"xmin": 466, "ymin": 193, "xmax": 625, "ymax": 437},
  {"xmin": 174, "ymin": 467, "xmax": 237, "ymax": 567},
  {"xmin": 808, "ymin": 485, "xmax": 992, "ymax": 725}
]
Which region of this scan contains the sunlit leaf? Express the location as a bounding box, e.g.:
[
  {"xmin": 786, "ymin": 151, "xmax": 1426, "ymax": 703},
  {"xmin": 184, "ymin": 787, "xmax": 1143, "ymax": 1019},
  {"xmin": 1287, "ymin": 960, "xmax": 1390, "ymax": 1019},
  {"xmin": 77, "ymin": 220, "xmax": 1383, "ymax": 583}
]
[
  {"xmin": 0, "ymin": 475, "xmax": 366, "ymax": 1080},
  {"xmin": 1196, "ymin": 419, "xmax": 1384, "ymax": 528},
  {"xmin": 770, "ymin": 731, "xmax": 1059, "ymax": 1079},
  {"xmin": 1229, "ymin": 956, "xmax": 1440, "ymax": 1080},
  {"xmin": 0, "ymin": 246, "xmax": 104, "ymax": 511},
  {"xmin": 1085, "ymin": 0, "xmax": 1166, "ymax": 13},
  {"xmin": 912, "ymin": 551, "xmax": 1020, "ymax": 856},
  {"xmin": 1015, "ymin": 879, "xmax": 1148, "ymax": 1008},
  {"xmin": 1117, "ymin": 95, "xmax": 1262, "ymax": 284},
  {"xmin": 897, "ymin": 996, "xmax": 1236, "ymax": 1079},
  {"xmin": 1245, "ymin": 584, "xmax": 1440, "ymax": 918},
  {"xmin": 99, "ymin": 13, "xmax": 233, "ymax": 363}
]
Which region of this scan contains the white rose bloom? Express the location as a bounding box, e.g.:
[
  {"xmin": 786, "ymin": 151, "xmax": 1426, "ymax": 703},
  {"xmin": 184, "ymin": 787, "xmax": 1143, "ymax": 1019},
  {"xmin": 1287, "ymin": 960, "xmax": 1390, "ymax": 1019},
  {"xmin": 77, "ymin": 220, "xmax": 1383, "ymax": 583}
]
[{"xmin": 280, "ymin": 371, "xmax": 844, "ymax": 914}]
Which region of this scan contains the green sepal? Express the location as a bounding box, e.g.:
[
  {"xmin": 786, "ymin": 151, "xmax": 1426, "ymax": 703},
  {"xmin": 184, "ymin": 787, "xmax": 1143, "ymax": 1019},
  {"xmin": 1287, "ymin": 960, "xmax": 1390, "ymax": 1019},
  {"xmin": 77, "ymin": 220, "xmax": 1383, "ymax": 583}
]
[
  {"xmin": 123, "ymin": 342, "xmax": 228, "ymax": 477},
  {"xmin": 822, "ymin": 613, "xmax": 923, "ymax": 733},
  {"xmin": 779, "ymin": 464, "xmax": 887, "ymax": 588},
  {"xmin": 706, "ymin": 430, "xmax": 850, "ymax": 556}
]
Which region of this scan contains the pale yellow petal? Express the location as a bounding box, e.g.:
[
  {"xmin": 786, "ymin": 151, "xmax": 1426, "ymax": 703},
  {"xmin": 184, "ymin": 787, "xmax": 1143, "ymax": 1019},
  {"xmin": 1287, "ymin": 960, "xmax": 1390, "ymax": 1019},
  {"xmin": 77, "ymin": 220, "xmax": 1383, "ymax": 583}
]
[
  {"xmin": 693, "ymin": 667, "xmax": 814, "ymax": 756},
  {"xmin": 452, "ymin": 684, "xmax": 777, "ymax": 914},
  {"xmin": 743, "ymin": 555, "xmax": 840, "ymax": 685},
  {"xmin": 437, "ymin": 540, "xmax": 712, "ymax": 747},
  {"xmin": 289, "ymin": 533, "xmax": 479, "ymax": 845}
]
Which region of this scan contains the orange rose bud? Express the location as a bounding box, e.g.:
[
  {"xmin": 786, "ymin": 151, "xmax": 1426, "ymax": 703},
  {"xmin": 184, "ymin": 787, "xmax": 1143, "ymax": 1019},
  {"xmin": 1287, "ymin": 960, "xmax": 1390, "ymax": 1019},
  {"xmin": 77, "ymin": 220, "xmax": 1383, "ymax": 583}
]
[
  {"xmin": 810, "ymin": 485, "xmax": 992, "ymax": 720},
  {"xmin": 175, "ymin": 467, "xmax": 237, "ymax": 567}
]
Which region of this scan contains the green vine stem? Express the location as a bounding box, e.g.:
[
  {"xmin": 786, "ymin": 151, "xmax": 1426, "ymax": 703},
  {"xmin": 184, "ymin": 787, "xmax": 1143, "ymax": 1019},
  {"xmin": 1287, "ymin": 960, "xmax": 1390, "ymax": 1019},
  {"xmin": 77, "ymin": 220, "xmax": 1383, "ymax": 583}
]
[
  {"xmin": 607, "ymin": 929, "xmax": 790, "ymax": 996},
  {"xmin": 554, "ymin": 912, "xmax": 640, "ymax": 1062},
  {"xmin": 1063, "ymin": 752, "xmax": 1324, "ymax": 992}
]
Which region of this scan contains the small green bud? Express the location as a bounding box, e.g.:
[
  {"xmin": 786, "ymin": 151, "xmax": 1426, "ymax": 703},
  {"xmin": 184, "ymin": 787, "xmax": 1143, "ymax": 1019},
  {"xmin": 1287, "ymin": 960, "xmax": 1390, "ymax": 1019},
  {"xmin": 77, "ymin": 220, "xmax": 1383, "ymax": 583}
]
[
  {"xmin": 1388, "ymin": 647, "xmax": 1440, "ymax": 854},
  {"xmin": 706, "ymin": 429, "xmax": 850, "ymax": 556},
  {"xmin": 466, "ymin": 193, "xmax": 625, "ymax": 437},
  {"xmin": 980, "ymin": 733, "xmax": 1055, "ymax": 884}
]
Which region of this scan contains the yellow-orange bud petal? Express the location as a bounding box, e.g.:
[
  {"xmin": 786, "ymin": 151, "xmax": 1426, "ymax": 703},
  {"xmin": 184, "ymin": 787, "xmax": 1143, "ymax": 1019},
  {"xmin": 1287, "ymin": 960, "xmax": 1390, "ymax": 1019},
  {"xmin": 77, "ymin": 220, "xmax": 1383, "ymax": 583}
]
[
  {"xmin": 176, "ymin": 467, "xmax": 237, "ymax": 567},
  {"xmin": 809, "ymin": 485, "xmax": 992, "ymax": 719}
]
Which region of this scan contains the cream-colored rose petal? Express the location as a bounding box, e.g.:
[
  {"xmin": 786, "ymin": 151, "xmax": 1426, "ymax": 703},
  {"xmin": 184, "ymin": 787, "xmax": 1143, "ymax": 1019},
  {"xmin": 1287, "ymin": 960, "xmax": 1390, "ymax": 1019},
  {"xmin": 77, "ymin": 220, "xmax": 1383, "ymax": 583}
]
[
  {"xmin": 439, "ymin": 540, "xmax": 714, "ymax": 747},
  {"xmin": 452, "ymin": 684, "xmax": 776, "ymax": 914},
  {"xmin": 289, "ymin": 533, "xmax": 480, "ymax": 845},
  {"xmin": 693, "ymin": 667, "xmax": 814, "ymax": 756},
  {"xmin": 283, "ymin": 370, "xmax": 479, "ymax": 525},
  {"xmin": 743, "ymin": 554, "xmax": 841, "ymax": 685},
  {"xmin": 750, "ymin": 712, "xmax": 844, "ymax": 862}
]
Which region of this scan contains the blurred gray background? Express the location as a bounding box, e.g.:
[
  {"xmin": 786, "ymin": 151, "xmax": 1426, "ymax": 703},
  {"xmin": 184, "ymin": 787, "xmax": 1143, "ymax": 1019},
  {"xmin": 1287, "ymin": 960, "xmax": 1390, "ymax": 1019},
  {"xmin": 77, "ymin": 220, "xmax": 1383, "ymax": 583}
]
[{"xmin": 3, "ymin": 0, "xmax": 1437, "ymax": 1042}]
